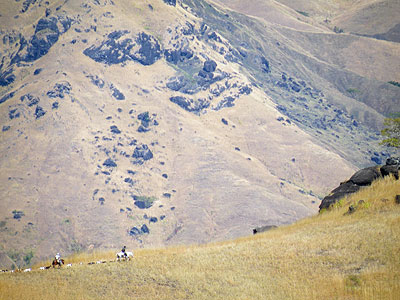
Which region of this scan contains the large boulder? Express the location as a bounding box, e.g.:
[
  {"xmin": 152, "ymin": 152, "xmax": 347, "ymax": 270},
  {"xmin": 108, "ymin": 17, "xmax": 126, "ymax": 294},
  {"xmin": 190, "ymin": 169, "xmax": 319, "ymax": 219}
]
[
  {"xmin": 319, "ymin": 157, "xmax": 399, "ymax": 210},
  {"xmin": 349, "ymin": 166, "xmax": 381, "ymax": 186},
  {"xmin": 380, "ymin": 165, "xmax": 399, "ymax": 180}
]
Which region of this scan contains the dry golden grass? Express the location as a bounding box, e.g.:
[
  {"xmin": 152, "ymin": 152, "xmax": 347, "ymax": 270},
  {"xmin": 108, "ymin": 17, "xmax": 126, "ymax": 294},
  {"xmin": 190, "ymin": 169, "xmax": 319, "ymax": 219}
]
[{"xmin": 1, "ymin": 176, "xmax": 399, "ymax": 299}]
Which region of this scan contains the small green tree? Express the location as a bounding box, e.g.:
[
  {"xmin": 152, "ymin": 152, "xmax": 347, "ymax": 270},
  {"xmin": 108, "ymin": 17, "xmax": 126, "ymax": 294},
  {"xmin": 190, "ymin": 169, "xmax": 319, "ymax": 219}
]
[
  {"xmin": 380, "ymin": 117, "xmax": 400, "ymax": 148},
  {"xmin": 23, "ymin": 251, "xmax": 34, "ymax": 266}
]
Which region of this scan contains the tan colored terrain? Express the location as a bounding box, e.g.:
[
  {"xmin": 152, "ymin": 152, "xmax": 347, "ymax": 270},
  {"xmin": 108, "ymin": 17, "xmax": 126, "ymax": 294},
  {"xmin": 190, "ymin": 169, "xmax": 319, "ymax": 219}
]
[
  {"xmin": 1, "ymin": 176, "xmax": 399, "ymax": 299},
  {"xmin": 0, "ymin": 0, "xmax": 398, "ymax": 266}
]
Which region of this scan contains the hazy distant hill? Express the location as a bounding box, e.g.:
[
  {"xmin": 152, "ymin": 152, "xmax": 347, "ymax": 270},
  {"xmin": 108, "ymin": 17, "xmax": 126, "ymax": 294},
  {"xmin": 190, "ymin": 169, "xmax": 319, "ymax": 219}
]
[{"xmin": 0, "ymin": 0, "xmax": 398, "ymax": 265}]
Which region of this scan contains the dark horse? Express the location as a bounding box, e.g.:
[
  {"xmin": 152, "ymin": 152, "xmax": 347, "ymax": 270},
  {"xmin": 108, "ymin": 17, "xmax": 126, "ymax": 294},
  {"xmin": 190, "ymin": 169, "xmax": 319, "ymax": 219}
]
[{"xmin": 52, "ymin": 258, "xmax": 65, "ymax": 268}]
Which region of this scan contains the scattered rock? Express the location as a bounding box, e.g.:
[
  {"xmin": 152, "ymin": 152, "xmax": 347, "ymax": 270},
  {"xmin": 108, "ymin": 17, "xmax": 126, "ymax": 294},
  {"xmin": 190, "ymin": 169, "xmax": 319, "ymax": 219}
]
[
  {"xmin": 20, "ymin": 94, "xmax": 40, "ymax": 106},
  {"xmin": 203, "ymin": 60, "xmax": 217, "ymax": 73},
  {"xmin": 169, "ymin": 96, "xmax": 210, "ymax": 114},
  {"xmin": 347, "ymin": 205, "xmax": 355, "ymax": 214},
  {"xmin": 129, "ymin": 227, "xmax": 140, "ymax": 236},
  {"xmin": 0, "ymin": 69, "xmax": 15, "ymax": 86},
  {"xmin": 12, "ymin": 210, "xmax": 24, "ymax": 220},
  {"xmin": 260, "ymin": 56, "xmax": 270, "ymax": 73},
  {"xmin": 33, "ymin": 68, "xmax": 42, "ymax": 75},
  {"xmin": 213, "ymin": 96, "xmax": 235, "ymax": 110},
  {"xmin": 166, "ymin": 76, "xmax": 199, "ymax": 94},
  {"xmin": 110, "ymin": 84, "xmax": 125, "ymax": 100},
  {"xmin": 124, "ymin": 178, "xmax": 133, "ymax": 185},
  {"xmin": 132, "ymin": 144, "xmax": 153, "ymax": 161},
  {"xmin": 137, "ymin": 125, "xmax": 150, "ymax": 133},
  {"xmin": 110, "ymin": 125, "xmax": 121, "ymax": 134},
  {"xmin": 47, "ymin": 82, "xmax": 71, "ymax": 98},
  {"xmin": 137, "ymin": 112, "xmax": 152, "ymax": 127},
  {"xmin": 164, "ymin": 48, "xmax": 194, "ymax": 64},
  {"xmin": 87, "ymin": 75, "xmax": 105, "ymax": 88},
  {"xmin": 253, "ymin": 225, "xmax": 277, "ymax": 234},
  {"xmin": 103, "ymin": 158, "xmax": 117, "ymax": 168},
  {"xmin": 34, "ymin": 105, "xmax": 46, "ymax": 119},
  {"xmin": 163, "ymin": 0, "xmax": 176, "ymax": 6},
  {"xmin": 395, "ymin": 195, "xmax": 400, "ymax": 204},
  {"xmin": 8, "ymin": 108, "xmax": 20, "ymax": 120},
  {"xmin": 386, "ymin": 157, "xmax": 400, "ymax": 165},
  {"xmin": 0, "ymin": 91, "xmax": 15, "ymax": 104}
]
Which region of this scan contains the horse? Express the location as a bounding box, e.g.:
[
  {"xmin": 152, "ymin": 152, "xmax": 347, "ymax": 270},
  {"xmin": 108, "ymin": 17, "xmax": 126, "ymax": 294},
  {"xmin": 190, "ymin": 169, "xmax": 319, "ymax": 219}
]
[
  {"xmin": 116, "ymin": 251, "xmax": 133, "ymax": 261},
  {"xmin": 52, "ymin": 258, "xmax": 65, "ymax": 268}
]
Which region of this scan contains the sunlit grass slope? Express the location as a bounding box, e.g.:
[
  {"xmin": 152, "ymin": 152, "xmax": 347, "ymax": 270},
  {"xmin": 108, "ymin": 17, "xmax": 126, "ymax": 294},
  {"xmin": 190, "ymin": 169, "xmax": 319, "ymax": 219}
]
[{"xmin": 1, "ymin": 176, "xmax": 399, "ymax": 299}]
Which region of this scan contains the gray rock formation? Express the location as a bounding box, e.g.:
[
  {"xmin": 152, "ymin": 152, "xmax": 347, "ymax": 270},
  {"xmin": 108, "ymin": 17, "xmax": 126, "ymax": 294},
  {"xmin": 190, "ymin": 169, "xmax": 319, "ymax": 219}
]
[{"xmin": 320, "ymin": 157, "xmax": 400, "ymax": 210}]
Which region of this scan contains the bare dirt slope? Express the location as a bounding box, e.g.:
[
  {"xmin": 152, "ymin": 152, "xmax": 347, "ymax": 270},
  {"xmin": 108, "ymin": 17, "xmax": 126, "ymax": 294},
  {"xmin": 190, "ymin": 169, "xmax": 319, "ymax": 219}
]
[{"xmin": 273, "ymin": 0, "xmax": 400, "ymax": 41}]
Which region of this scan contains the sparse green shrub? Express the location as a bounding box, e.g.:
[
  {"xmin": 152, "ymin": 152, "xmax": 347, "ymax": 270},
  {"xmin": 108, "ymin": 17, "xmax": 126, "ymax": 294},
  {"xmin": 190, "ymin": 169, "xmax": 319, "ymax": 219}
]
[
  {"xmin": 7, "ymin": 251, "xmax": 20, "ymax": 263},
  {"xmin": 134, "ymin": 196, "xmax": 157, "ymax": 209},
  {"xmin": 62, "ymin": 218, "xmax": 71, "ymax": 224},
  {"xmin": 23, "ymin": 251, "xmax": 34, "ymax": 265},
  {"xmin": 388, "ymin": 81, "xmax": 400, "ymax": 88},
  {"xmin": 346, "ymin": 88, "xmax": 360, "ymax": 96},
  {"xmin": 0, "ymin": 220, "xmax": 6, "ymax": 227},
  {"xmin": 296, "ymin": 10, "xmax": 309, "ymax": 17},
  {"xmin": 68, "ymin": 240, "xmax": 83, "ymax": 253},
  {"xmin": 334, "ymin": 26, "xmax": 344, "ymax": 33},
  {"xmin": 380, "ymin": 117, "xmax": 400, "ymax": 148},
  {"xmin": 345, "ymin": 274, "xmax": 361, "ymax": 289},
  {"xmin": 12, "ymin": 210, "xmax": 24, "ymax": 219},
  {"xmin": 333, "ymin": 198, "xmax": 345, "ymax": 209}
]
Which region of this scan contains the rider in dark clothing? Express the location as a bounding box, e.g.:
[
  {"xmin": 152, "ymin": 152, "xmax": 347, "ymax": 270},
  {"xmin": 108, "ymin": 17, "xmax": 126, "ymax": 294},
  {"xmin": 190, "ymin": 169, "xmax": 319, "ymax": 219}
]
[{"xmin": 121, "ymin": 246, "xmax": 127, "ymax": 257}]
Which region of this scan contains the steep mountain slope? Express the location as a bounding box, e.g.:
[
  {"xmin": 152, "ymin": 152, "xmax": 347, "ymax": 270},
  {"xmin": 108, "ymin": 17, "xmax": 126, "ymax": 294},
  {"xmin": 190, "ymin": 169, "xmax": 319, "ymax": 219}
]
[
  {"xmin": 274, "ymin": 0, "xmax": 400, "ymax": 42},
  {"xmin": 0, "ymin": 0, "xmax": 398, "ymax": 265}
]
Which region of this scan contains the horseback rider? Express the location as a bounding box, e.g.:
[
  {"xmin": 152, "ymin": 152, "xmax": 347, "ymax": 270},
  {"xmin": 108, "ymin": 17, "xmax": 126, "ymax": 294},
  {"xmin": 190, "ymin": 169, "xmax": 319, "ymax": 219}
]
[
  {"xmin": 121, "ymin": 246, "xmax": 127, "ymax": 258},
  {"xmin": 55, "ymin": 252, "xmax": 61, "ymax": 264}
]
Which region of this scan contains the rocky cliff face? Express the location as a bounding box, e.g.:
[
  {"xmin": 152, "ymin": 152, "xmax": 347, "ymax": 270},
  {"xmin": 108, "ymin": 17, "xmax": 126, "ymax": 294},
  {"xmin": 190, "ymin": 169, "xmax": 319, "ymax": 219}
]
[{"xmin": 0, "ymin": 0, "xmax": 398, "ymax": 266}]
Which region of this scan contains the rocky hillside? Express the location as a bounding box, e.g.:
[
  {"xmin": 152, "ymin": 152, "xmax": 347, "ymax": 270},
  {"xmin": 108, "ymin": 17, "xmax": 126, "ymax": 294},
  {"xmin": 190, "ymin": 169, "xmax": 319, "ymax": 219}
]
[{"xmin": 0, "ymin": 0, "xmax": 398, "ymax": 265}]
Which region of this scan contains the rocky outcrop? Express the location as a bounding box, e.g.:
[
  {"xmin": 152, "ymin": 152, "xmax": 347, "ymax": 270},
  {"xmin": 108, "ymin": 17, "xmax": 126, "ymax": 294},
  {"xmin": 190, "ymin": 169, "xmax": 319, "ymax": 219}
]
[
  {"xmin": 320, "ymin": 157, "xmax": 400, "ymax": 210},
  {"xmin": 83, "ymin": 31, "xmax": 162, "ymax": 66},
  {"xmin": 169, "ymin": 96, "xmax": 210, "ymax": 114},
  {"xmin": 132, "ymin": 144, "xmax": 153, "ymax": 161},
  {"xmin": 163, "ymin": 0, "xmax": 176, "ymax": 6},
  {"xmin": 0, "ymin": 15, "xmax": 71, "ymax": 86}
]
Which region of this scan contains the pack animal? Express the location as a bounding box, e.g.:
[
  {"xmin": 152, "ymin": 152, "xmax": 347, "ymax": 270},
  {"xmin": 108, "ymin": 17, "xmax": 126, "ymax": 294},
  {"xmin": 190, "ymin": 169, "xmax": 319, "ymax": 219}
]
[
  {"xmin": 52, "ymin": 258, "xmax": 65, "ymax": 268},
  {"xmin": 116, "ymin": 251, "xmax": 133, "ymax": 261}
]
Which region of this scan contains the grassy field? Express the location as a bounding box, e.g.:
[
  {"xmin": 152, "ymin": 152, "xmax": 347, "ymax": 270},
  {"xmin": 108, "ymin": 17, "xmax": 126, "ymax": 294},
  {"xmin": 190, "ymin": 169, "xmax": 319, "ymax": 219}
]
[{"xmin": 1, "ymin": 176, "xmax": 399, "ymax": 299}]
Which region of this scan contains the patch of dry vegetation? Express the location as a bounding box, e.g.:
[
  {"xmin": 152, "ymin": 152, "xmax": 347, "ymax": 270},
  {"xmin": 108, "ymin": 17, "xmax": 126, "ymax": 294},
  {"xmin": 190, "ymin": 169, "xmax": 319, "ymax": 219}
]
[{"xmin": 1, "ymin": 176, "xmax": 399, "ymax": 299}]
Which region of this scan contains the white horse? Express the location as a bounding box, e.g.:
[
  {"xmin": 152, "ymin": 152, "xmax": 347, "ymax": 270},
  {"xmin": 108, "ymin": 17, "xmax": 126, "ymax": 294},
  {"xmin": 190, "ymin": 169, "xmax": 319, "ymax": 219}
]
[{"xmin": 116, "ymin": 251, "xmax": 133, "ymax": 261}]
